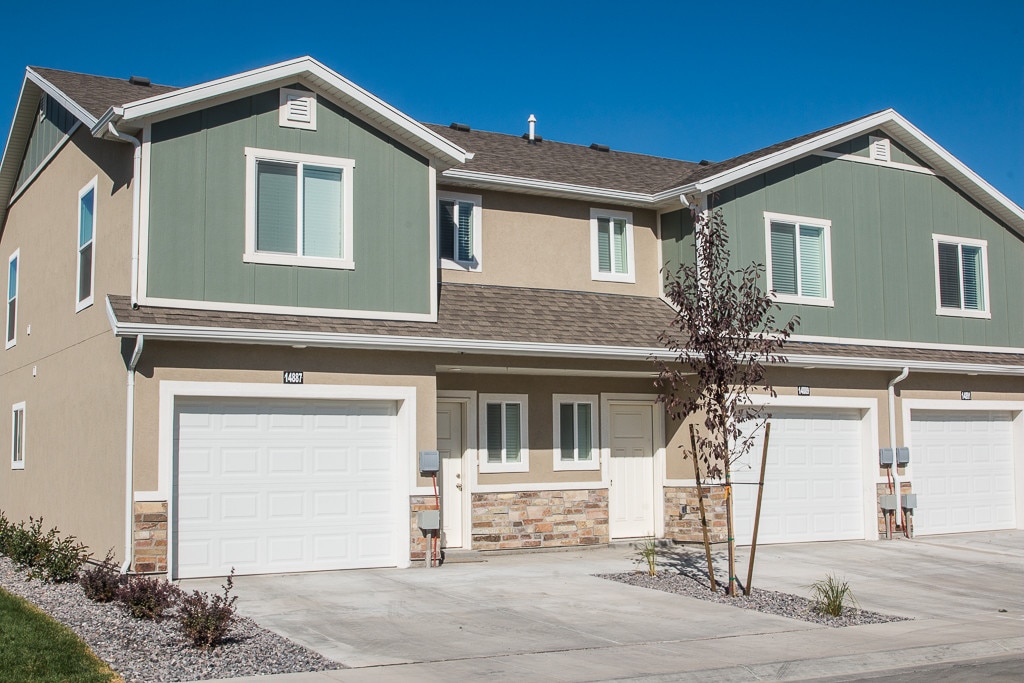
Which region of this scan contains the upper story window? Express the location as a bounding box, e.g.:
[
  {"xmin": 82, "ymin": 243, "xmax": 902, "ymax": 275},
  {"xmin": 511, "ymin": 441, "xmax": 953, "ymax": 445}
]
[
  {"xmin": 11, "ymin": 402, "xmax": 25, "ymax": 470},
  {"xmin": 76, "ymin": 178, "xmax": 97, "ymax": 311},
  {"xmin": 764, "ymin": 212, "xmax": 833, "ymax": 307},
  {"xmin": 553, "ymin": 394, "xmax": 599, "ymax": 471},
  {"xmin": 438, "ymin": 191, "xmax": 482, "ymax": 271},
  {"xmin": 479, "ymin": 394, "xmax": 529, "ymax": 473},
  {"xmin": 590, "ymin": 208, "xmax": 635, "ymax": 283},
  {"xmin": 933, "ymin": 234, "xmax": 990, "ymax": 318},
  {"xmin": 6, "ymin": 250, "xmax": 17, "ymax": 349},
  {"xmin": 244, "ymin": 148, "xmax": 355, "ymax": 270}
]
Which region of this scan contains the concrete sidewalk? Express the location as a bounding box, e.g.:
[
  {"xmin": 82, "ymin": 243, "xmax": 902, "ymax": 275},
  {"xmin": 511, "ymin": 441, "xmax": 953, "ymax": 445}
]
[{"xmin": 183, "ymin": 531, "xmax": 1024, "ymax": 682}]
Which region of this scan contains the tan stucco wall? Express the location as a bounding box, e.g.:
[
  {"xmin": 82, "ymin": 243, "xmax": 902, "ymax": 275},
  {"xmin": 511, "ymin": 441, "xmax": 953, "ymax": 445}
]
[
  {"xmin": 438, "ymin": 187, "xmax": 662, "ymax": 297},
  {"xmin": 131, "ymin": 343, "xmax": 439, "ymax": 492},
  {"xmin": 0, "ymin": 128, "xmax": 134, "ymax": 559}
]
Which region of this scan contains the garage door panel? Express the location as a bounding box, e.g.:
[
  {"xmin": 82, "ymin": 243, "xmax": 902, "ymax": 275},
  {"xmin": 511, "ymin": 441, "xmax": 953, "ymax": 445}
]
[
  {"xmin": 911, "ymin": 410, "xmax": 1015, "ymax": 535},
  {"xmin": 175, "ymin": 398, "xmax": 399, "ymax": 578},
  {"xmin": 734, "ymin": 408, "xmax": 865, "ymax": 545}
]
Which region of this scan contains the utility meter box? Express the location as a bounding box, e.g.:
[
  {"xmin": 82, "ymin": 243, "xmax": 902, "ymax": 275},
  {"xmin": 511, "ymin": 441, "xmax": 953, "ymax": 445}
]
[
  {"xmin": 901, "ymin": 493, "xmax": 918, "ymax": 510},
  {"xmin": 418, "ymin": 450, "xmax": 440, "ymax": 474},
  {"xmin": 896, "ymin": 447, "xmax": 910, "ymax": 466},
  {"xmin": 879, "ymin": 448, "xmax": 894, "ymax": 466},
  {"xmin": 879, "ymin": 494, "xmax": 898, "ymax": 511},
  {"xmin": 417, "ymin": 510, "xmax": 440, "ymax": 531}
]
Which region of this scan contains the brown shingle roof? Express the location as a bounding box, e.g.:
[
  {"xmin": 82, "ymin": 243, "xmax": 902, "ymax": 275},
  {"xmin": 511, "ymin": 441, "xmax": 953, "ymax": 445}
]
[
  {"xmin": 107, "ymin": 284, "xmax": 1024, "ymax": 370},
  {"xmin": 30, "ymin": 67, "xmax": 178, "ymax": 120}
]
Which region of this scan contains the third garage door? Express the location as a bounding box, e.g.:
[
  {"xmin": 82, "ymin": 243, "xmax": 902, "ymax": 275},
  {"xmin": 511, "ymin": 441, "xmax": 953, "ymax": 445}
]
[{"xmin": 733, "ymin": 408, "xmax": 866, "ymax": 545}]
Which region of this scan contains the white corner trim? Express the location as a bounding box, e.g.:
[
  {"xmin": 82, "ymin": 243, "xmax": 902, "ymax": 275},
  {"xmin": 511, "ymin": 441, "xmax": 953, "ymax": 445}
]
[
  {"xmin": 478, "ymin": 393, "xmax": 529, "ymax": 474},
  {"xmin": 158, "ymin": 380, "xmax": 417, "ymax": 577},
  {"xmin": 552, "ymin": 394, "xmax": 601, "ymax": 472},
  {"xmin": 590, "ymin": 208, "xmax": 636, "ymax": 283}
]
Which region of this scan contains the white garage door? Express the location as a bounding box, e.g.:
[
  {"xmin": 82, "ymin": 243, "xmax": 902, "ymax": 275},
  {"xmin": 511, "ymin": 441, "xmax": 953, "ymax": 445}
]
[
  {"xmin": 910, "ymin": 410, "xmax": 1016, "ymax": 535},
  {"xmin": 732, "ymin": 408, "xmax": 865, "ymax": 545},
  {"xmin": 175, "ymin": 398, "xmax": 399, "ymax": 579}
]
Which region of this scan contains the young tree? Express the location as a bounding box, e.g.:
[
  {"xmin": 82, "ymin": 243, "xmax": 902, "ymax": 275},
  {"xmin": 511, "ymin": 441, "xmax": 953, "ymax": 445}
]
[{"xmin": 655, "ymin": 205, "xmax": 799, "ymax": 596}]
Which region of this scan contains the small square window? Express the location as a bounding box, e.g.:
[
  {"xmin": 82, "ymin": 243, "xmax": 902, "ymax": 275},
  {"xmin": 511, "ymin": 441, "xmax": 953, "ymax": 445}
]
[
  {"xmin": 553, "ymin": 394, "xmax": 599, "ymax": 471},
  {"xmin": 6, "ymin": 250, "xmax": 18, "ymax": 349},
  {"xmin": 933, "ymin": 234, "xmax": 990, "ymax": 318},
  {"xmin": 479, "ymin": 394, "xmax": 529, "ymax": 473},
  {"xmin": 11, "ymin": 402, "xmax": 25, "ymax": 470},
  {"xmin": 438, "ymin": 191, "xmax": 482, "ymax": 271},
  {"xmin": 590, "ymin": 209, "xmax": 635, "ymax": 283},
  {"xmin": 764, "ymin": 212, "xmax": 833, "ymax": 307},
  {"xmin": 244, "ymin": 148, "xmax": 355, "ymax": 270},
  {"xmin": 77, "ymin": 178, "xmax": 97, "ymax": 311}
]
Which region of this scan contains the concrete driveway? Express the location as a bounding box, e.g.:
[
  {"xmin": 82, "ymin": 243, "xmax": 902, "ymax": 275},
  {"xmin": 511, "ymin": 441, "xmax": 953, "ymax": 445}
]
[{"xmin": 183, "ymin": 531, "xmax": 1024, "ymax": 682}]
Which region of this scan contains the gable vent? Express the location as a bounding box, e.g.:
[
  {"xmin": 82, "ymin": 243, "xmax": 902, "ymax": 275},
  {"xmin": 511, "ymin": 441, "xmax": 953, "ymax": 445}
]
[
  {"xmin": 279, "ymin": 88, "xmax": 317, "ymax": 130},
  {"xmin": 869, "ymin": 136, "xmax": 891, "ymax": 162}
]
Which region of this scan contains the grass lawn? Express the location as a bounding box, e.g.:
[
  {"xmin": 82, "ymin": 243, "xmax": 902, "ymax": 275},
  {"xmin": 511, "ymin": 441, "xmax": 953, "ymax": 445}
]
[{"xmin": 0, "ymin": 587, "xmax": 120, "ymax": 683}]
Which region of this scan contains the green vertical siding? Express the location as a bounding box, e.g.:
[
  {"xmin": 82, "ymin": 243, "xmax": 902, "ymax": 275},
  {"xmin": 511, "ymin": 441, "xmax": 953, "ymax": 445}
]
[
  {"xmin": 668, "ymin": 154, "xmax": 1024, "ymax": 347},
  {"xmin": 147, "ymin": 86, "xmax": 431, "ymax": 315},
  {"xmin": 659, "ymin": 208, "xmax": 696, "ymax": 279},
  {"xmin": 16, "ymin": 95, "xmax": 78, "ymax": 188}
]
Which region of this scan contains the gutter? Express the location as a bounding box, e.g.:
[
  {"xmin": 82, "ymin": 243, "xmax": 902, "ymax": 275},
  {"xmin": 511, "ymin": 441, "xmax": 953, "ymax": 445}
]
[
  {"xmin": 121, "ymin": 335, "xmax": 145, "ymax": 574},
  {"xmin": 105, "ymin": 124, "xmax": 142, "ymax": 308}
]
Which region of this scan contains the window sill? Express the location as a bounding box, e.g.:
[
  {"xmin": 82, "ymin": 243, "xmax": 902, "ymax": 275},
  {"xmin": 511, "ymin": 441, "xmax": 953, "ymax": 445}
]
[
  {"xmin": 441, "ymin": 258, "xmax": 481, "ymax": 273},
  {"xmin": 10, "ymin": 462, "xmax": 23, "ymax": 471},
  {"xmin": 75, "ymin": 297, "xmax": 93, "ymax": 313},
  {"xmin": 772, "ymin": 293, "xmax": 834, "ymax": 308},
  {"xmin": 478, "ymin": 459, "xmax": 530, "ymax": 474},
  {"xmin": 553, "ymin": 459, "xmax": 601, "ymax": 472},
  {"xmin": 591, "ymin": 271, "xmax": 636, "ymax": 284},
  {"xmin": 4, "ymin": 340, "xmax": 14, "ymax": 351},
  {"xmin": 936, "ymin": 307, "xmax": 991, "ymax": 319},
  {"xmin": 243, "ymin": 251, "xmax": 355, "ymax": 271}
]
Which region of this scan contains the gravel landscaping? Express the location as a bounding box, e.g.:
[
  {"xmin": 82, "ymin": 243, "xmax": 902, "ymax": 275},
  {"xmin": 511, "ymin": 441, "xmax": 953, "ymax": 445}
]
[
  {"xmin": 599, "ymin": 548, "xmax": 910, "ymax": 628},
  {"xmin": 0, "ymin": 557, "xmax": 338, "ymax": 683}
]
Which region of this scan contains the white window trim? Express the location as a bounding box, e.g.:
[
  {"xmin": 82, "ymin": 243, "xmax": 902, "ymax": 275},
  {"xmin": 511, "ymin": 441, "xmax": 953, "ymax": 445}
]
[
  {"xmin": 278, "ymin": 88, "xmax": 317, "ymax": 131},
  {"xmin": 590, "ymin": 208, "xmax": 636, "ymax": 283},
  {"xmin": 243, "ymin": 147, "xmax": 355, "ymax": 270},
  {"xmin": 478, "ymin": 393, "xmax": 529, "ymax": 473},
  {"xmin": 763, "ymin": 211, "xmax": 834, "ymax": 307},
  {"xmin": 552, "ymin": 394, "xmax": 600, "ymax": 471},
  {"xmin": 5, "ymin": 249, "xmax": 18, "ymax": 350},
  {"xmin": 932, "ymin": 233, "xmax": 991, "ymax": 319},
  {"xmin": 438, "ymin": 190, "xmax": 483, "ymax": 272},
  {"xmin": 11, "ymin": 402, "xmax": 25, "ymax": 470},
  {"xmin": 76, "ymin": 177, "xmax": 97, "ymax": 312}
]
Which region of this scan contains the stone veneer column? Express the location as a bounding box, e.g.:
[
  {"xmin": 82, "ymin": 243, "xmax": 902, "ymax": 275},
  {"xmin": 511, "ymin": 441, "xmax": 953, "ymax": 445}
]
[
  {"xmin": 663, "ymin": 486, "xmax": 728, "ymax": 543},
  {"xmin": 133, "ymin": 501, "xmax": 168, "ymax": 573}
]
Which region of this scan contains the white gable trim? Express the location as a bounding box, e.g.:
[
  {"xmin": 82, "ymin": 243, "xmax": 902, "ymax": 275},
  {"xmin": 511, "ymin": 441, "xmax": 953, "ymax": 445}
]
[{"xmin": 95, "ymin": 57, "xmax": 466, "ymax": 167}]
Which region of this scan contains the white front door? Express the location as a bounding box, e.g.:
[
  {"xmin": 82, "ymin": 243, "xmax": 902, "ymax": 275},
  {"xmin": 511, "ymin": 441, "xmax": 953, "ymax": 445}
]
[
  {"xmin": 174, "ymin": 398, "xmax": 399, "ymax": 579},
  {"xmin": 732, "ymin": 408, "xmax": 865, "ymax": 545},
  {"xmin": 437, "ymin": 402, "xmax": 466, "ymax": 549},
  {"xmin": 910, "ymin": 410, "xmax": 1016, "ymax": 535},
  {"xmin": 609, "ymin": 403, "xmax": 656, "ymax": 539}
]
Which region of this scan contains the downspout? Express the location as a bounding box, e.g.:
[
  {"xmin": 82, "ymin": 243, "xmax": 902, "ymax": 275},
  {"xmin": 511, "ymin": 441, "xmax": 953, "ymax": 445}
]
[
  {"xmin": 121, "ymin": 334, "xmax": 144, "ymax": 574},
  {"xmin": 887, "ymin": 367, "xmax": 910, "ymax": 534},
  {"xmin": 106, "ymin": 123, "xmax": 142, "ymax": 308}
]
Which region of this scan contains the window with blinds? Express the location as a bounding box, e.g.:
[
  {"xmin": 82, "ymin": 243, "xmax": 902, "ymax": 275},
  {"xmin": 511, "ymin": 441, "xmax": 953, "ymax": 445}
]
[
  {"xmin": 485, "ymin": 401, "xmax": 523, "ymax": 465},
  {"xmin": 438, "ymin": 192, "xmax": 480, "ymax": 269},
  {"xmin": 559, "ymin": 403, "xmax": 592, "ymax": 461},
  {"xmin": 765, "ymin": 213, "xmax": 832, "ymax": 305},
  {"xmin": 591, "ymin": 209, "xmax": 634, "ymax": 282},
  {"xmin": 244, "ymin": 148, "xmax": 354, "ymax": 270},
  {"xmin": 935, "ymin": 236, "xmax": 987, "ymax": 315},
  {"xmin": 11, "ymin": 402, "xmax": 25, "ymax": 470}
]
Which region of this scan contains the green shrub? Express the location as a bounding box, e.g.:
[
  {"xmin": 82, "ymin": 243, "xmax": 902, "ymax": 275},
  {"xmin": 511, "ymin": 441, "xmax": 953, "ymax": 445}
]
[
  {"xmin": 0, "ymin": 513, "xmax": 88, "ymax": 582},
  {"xmin": 177, "ymin": 569, "xmax": 238, "ymax": 649},
  {"xmin": 808, "ymin": 573, "xmax": 857, "ymax": 617},
  {"xmin": 80, "ymin": 550, "xmax": 125, "ymax": 602},
  {"xmin": 117, "ymin": 574, "xmax": 180, "ymax": 619}
]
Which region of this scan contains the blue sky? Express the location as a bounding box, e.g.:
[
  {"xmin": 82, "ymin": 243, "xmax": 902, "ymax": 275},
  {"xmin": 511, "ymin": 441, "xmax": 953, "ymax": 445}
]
[{"xmin": 1, "ymin": 1, "xmax": 1021, "ymax": 205}]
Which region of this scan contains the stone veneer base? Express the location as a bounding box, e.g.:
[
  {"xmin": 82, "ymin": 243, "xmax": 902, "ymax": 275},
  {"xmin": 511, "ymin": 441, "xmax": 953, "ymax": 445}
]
[
  {"xmin": 133, "ymin": 501, "xmax": 168, "ymax": 573},
  {"xmin": 469, "ymin": 489, "xmax": 609, "ymax": 551}
]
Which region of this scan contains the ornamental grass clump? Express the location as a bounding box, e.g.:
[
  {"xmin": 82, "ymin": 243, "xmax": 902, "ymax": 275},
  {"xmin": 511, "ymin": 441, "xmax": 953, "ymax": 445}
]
[
  {"xmin": 177, "ymin": 569, "xmax": 238, "ymax": 649},
  {"xmin": 808, "ymin": 573, "xmax": 857, "ymax": 617},
  {"xmin": 117, "ymin": 574, "xmax": 180, "ymax": 619},
  {"xmin": 637, "ymin": 537, "xmax": 659, "ymax": 577}
]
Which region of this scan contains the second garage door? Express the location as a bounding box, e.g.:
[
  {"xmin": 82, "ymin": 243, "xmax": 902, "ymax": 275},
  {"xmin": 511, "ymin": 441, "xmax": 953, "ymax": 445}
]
[
  {"xmin": 174, "ymin": 398, "xmax": 399, "ymax": 579},
  {"xmin": 732, "ymin": 408, "xmax": 866, "ymax": 545}
]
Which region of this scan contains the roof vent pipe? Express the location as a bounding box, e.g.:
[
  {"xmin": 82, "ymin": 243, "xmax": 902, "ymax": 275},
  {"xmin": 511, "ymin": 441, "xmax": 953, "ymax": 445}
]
[{"xmin": 528, "ymin": 114, "xmax": 536, "ymax": 143}]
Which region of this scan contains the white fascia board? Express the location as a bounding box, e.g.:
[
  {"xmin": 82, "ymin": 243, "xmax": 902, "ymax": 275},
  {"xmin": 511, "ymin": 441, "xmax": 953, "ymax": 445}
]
[
  {"xmin": 440, "ymin": 169, "xmax": 655, "ymax": 206},
  {"xmin": 24, "ymin": 67, "xmax": 98, "ymax": 127},
  {"xmin": 783, "ymin": 353, "xmax": 1024, "ymax": 376},
  {"xmin": 109, "ymin": 57, "xmax": 466, "ymax": 166}
]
